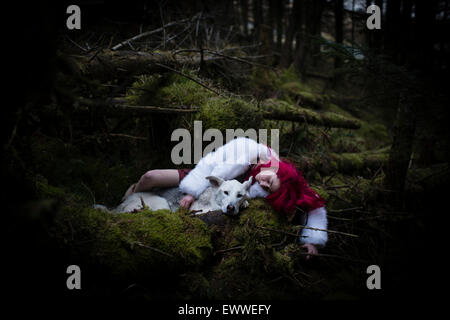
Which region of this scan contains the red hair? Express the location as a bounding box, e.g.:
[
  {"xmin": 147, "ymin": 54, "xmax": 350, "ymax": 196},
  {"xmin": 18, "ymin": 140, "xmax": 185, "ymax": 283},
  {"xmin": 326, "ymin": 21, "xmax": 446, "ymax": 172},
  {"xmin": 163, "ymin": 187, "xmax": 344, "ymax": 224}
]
[{"xmin": 247, "ymin": 160, "xmax": 325, "ymax": 215}]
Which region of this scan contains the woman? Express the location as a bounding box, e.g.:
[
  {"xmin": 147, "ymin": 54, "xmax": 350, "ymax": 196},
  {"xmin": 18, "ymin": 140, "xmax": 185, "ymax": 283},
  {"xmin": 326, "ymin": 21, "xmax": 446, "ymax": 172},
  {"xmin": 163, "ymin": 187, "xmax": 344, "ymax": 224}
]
[{"xmin": 124, "ymin": 137, "xmax": 327, "ymax": 258}]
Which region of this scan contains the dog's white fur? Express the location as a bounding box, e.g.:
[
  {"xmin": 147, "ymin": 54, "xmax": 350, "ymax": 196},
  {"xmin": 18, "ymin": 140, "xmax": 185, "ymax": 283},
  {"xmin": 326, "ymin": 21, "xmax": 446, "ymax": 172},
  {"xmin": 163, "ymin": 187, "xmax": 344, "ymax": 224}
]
[
  {"xmin": 95, "ymin": 175, "xmax": 253, "ymax": 216},
  {"xmin": 190, "ymin": 176, "xmax": 252, "ymax": 215}
]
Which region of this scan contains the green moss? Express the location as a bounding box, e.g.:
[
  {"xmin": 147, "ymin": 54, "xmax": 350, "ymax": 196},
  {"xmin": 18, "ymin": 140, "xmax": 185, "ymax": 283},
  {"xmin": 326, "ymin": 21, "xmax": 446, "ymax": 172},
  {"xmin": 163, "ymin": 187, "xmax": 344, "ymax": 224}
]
[
  {"xmin": 35, "ymin": 175, "xmax": 66, "ymax": 200},
  {"xmin": 358, "ymin": 122, "xmax": 390, "ymax": 150},
  {"xmin": 271, "ymin": 249, "xmax": 294, "ymax": 274},
  {"xmin": 327, "ymin": 103, "xmax": 354, "ymax": 118},
  {"xmin": 197, "ymin": 97, "xmax": 263, "ymax": 132},
  {"xmin": 30, "ymin": 134, "xmax": 140, "ymax": 206},
  {"xmin": 52, "ymin": 205, "xmax": 212, "ymax": 280},
  {"xmin": 126, "ymin": 71, "xmax": 215, "ymax": 107},
  {"xmin": 126, "ymin": 74, "xmax": 165, "ymax": 106},
  {"xmin": 159, "ymin": 75, "xmax": 214, "ymax": 106},
  {"xmin": 314, "ymin": 186, "xmax": 331, "ymax": 202}
]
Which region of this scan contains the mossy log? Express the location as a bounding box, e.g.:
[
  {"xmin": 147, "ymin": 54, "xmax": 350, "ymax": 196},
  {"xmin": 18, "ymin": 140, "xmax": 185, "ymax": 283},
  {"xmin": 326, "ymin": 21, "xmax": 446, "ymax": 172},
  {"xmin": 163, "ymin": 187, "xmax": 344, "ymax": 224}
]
[
  {"xmin": 331, "ymin": 151, "xmax": 389, "ymax": 174},
  {"xmin": 261, "ymin": 99, "xmax": 361, "ymax": 129},
  {"xmin": 50, "ymin": 206, "xmax": 212, "ymax": 282},
  {"xmin": 293, "ymin": 150, "xmax": 389, "ymax": 176},
  {"xmin": 77, "ymin": 97, "xmax": 199, "ymax": 116},
  {"xmin": 280, "ymin": 83, "xmax": 330, "ymax": 109},
  {"xmin": 80, "ymin": 49, "xmax": 222, "ymax": 81}
]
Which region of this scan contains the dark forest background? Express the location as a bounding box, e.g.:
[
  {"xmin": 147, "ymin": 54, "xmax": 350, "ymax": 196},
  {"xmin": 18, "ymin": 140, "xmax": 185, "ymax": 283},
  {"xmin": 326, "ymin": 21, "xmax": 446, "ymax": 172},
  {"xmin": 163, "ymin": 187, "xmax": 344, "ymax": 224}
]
[{"xmin": 4, "ymin": 0, "xmax": 450, "ymax": 308}]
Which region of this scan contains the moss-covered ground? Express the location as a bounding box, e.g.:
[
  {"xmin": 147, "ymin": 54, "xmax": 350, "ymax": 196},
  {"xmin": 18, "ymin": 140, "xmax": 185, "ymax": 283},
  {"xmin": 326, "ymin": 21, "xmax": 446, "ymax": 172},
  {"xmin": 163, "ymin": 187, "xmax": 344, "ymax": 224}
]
[{"xmin": 6, "ymin": 46, "xmax": 447, "ymax": 302}]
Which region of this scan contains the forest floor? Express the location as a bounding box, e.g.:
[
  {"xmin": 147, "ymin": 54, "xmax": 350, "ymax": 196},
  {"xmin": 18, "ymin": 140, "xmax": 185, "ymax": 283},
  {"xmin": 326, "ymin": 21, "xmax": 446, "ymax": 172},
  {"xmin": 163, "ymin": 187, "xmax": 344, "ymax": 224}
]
[{"xmin": 5, "ymin": 39, "xmax": 445, "ymax": 302}]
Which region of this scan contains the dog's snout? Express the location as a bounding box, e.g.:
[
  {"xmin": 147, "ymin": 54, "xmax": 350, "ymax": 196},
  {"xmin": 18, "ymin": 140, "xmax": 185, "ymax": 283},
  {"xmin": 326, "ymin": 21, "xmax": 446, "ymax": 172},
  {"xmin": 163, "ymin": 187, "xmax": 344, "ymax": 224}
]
[{"xmin": 227, "ymin": 204, "xmax": 235, "ymax": 212}]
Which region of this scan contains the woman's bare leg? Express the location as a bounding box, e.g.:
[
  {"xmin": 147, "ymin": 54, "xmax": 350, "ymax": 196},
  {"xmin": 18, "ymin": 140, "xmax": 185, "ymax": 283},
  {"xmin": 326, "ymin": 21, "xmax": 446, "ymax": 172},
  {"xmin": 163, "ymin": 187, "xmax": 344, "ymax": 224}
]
[{"xmin": 123, "ymin": 169, "xmax": 180, "ymax": 199}]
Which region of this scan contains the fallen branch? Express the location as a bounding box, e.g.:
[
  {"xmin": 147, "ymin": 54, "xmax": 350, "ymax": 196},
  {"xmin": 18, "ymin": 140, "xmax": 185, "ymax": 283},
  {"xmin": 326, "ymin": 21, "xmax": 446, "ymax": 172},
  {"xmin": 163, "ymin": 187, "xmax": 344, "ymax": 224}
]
[
  {"xmin": 78, "ymin": 97, "xmax": 199, "ymax": 116},
  {"xmin": 255, "ymin": 226, "xmax": 307, "ymax": 238},
  {"xmin": 328, "ymin": 207, "xmax": 364, "ymax": 213},
  {"xmin": 173, "ymin": 48, "xmax": 271, "ymax": 69},
  {"xmin": 261, "ymin": 99, "xmax": 361, "ymax": 129},
  {"xmin": 291, "ymin": 225, "xmax": 359, "ymax": 238},
  {"xmin": 109, "ymin": 133, "xmax": 147, "ymax": 140},
  {"xmin": 81, "ymin": 49, "xmax": 222, "ymax": 81},
  {"xmin": 111, "ymin": 17, "xmax": 193, "ymax": 51},
  {"xmin": 134, "ymin": 241, "xmax": 174, "ymax": 258}
]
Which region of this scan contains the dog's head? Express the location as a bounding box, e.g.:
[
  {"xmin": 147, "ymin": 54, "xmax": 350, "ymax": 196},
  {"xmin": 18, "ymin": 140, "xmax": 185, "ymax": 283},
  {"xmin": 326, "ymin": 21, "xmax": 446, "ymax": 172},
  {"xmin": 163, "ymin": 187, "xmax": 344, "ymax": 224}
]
[{"xmin": 206, "ymin": 176, "xmax": 253, "ymax": 215}]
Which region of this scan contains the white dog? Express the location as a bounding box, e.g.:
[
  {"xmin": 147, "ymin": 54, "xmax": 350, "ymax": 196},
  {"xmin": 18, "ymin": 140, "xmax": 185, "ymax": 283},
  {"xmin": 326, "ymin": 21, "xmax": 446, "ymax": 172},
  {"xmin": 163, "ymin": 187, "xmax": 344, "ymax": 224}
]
[{"xmin": 95, "ymin": 176, "xmax": 253, "ymax": 215}]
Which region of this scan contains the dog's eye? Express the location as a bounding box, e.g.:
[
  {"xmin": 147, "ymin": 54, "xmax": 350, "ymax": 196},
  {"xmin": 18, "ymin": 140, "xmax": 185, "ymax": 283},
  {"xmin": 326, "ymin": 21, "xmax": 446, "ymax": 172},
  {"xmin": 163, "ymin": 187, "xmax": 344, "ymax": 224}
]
[
  {"xmin": 224, "ymin": 191, "xmax": 229, "ymax": 195},
  {"xmin": 237, "ymin": 193, "xmax": 242, "ymax": 198}
]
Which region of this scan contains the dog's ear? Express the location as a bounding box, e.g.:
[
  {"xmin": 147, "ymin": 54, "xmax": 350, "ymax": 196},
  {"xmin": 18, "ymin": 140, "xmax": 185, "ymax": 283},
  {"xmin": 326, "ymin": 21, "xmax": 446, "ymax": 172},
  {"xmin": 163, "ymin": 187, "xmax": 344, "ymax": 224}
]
[
  {"xmin": 243, "ymin": 176, "xmax": 253, "ymax": 190},
  {"xmin": 206, "ymin": 176, "xmax": 224, "ymax": 187}
]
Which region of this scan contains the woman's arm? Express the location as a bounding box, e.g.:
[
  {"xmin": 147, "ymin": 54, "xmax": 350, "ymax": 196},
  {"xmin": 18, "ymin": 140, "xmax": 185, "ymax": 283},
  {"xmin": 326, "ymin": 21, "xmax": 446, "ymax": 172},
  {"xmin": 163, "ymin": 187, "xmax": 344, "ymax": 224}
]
[{"xmin": 179, "ymin": 138, "xmax": 264, "ymax": 198}]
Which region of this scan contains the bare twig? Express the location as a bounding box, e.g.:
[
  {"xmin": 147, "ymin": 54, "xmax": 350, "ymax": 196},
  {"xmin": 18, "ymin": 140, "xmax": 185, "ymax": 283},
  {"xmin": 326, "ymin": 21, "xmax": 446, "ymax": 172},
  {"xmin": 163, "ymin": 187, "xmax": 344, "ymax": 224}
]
[
  {"xmin": 109, "ymin": 133, "xmax": 147, "ymax": 140},
  {"xmin": 134, "ymin": 241, "xmax": 174, "ymax": 258},
  {"xmin": 328, "ymin": 207, "xmax": 363, "ymax": 213},
  {"xmin": 111, "ymin": 17, "xmax": 193, "ymax": 50},
  {"xmin": 295, "ymin": 251, "xmax": 367, "ymax": 263},
  {"xmin": 154, "ymin": 62, "xmax": 224, "ymax": 97},
  {"xmin": 255, "ymin": 225, "xmax": 308, "ymax": 238},
  {"xmin": 293, "ymin": 225, "xmax": 359, "ymax": 238},
  {"xmin": 80, "ymin": 182, "xmax": 96, "ymax": 205},
  {"xmin": 214, "ymin": 245, "xmax": 244, "ymax": 255}
]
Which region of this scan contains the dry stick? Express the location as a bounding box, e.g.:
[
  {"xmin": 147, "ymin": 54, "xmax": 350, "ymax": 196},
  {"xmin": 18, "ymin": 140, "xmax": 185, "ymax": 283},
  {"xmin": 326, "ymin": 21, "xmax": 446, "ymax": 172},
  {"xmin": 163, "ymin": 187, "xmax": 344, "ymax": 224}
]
[
  {"xmin": 325, "ymin": 184, "xmax": 351, "ymax": 189},
  {"xmin": 154, "ymin": 24, "xmax": 191, "ymax": 50},
  {"xmin": 80, "ymin": 181, "xmax": 96, "ymax": 205},
  {"xmin": 134, "ymin": 241, "xmax": 174, "ymax": 258},
  {"xmin": 173, "ymin": 48, "xmax": 271, "ymax": 69},
  {"xmin": 154, "ymin": 62, "xmax": 224, "ymax": 97},
  {"xmin": 111, "ymin": 18, "xmax": 191, "ymax": 50},
  {"xmin": 214, "ymin": 246, "xmax": 244, "ymax": 255},
  {"xmin": 109, "ymin": 133, "xmax": 148, "ymax": 141},
  {"xmin": 214, "ymin": 244, "xmax": 365, "ymax": 263},
  {"xmin": 257, "ymin": 224, "xmax": 358, "ymax": 238},
  {"xmin": 78, "ymin": 97, "xmax": 199, "ymax": 115},
  {"xmin": 328, "ymin": 207, "xmax": 363, "ymax": 213},
  {"xmin": 255, "ymin": 226, "xmax": 307, "ymax": 238},
  {"xmin": 296, "ymin": 225, "xmax": 359, "ymax": 238},
  {"xmin": 295, "ymin": 252, "xmax": 367, "ymax": 263},
  {"xmin": 205, "ymin": 49, "xmax": 272, "ymax": 69}
]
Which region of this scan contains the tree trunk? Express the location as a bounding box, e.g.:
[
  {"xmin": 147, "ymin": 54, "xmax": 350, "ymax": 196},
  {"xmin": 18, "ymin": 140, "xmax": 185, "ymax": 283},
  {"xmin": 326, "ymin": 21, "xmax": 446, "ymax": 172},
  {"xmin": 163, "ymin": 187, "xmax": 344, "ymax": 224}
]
[
  {"xmin": 295, "ymin": 0, "xmax": 325, "ymax": 76},
  {"xmin": 384, "ymin": 0, "xmax": 401, "ymax": 62},
  {"xmin": 413, "ymin": 0, "xmax": 438, "ymax": 72},
  {"xmin": 275, "ymin": 0, "xmax": 285, "ymax": 52},
  {"xmin": 372, "ymin": 0, "xmax": 383, "ymax": 51},
  {"xmin": 280, "ymin": 0, "xmax": 302, "ymax": 67},
  {"xmin": 384, "ymin": 90, "xmax": 417, "ymax": 203},
  {"xmin": 334, "ymin": 0, "xmax": 344, "ymax": 69},
  {"xmin": 240, "ymin": 0, "xmax": 249, "ymax": 37},
  {"xmin": 252, "ymin": 0, "xmax": 264, "ymax": 39}
]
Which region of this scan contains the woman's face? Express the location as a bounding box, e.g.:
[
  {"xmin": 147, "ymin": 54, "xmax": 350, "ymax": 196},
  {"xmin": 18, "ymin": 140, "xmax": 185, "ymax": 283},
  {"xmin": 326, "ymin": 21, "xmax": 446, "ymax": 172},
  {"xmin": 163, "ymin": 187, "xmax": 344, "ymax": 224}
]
[{"xmin": 255, "ymin": 169, "xmax": 281, "ymax": 193}]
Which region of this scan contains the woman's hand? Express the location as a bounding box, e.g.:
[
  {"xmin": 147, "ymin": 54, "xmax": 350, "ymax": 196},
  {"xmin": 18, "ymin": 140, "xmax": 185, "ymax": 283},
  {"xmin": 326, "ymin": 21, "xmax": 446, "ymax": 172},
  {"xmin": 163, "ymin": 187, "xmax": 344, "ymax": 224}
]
[
  {"xmin": 301, "ymin": 243, "xmax": 318, "ymax": 260},
  {"xmin": 179, "ymin": 194, "xmax": 195, "ymax": 209}
]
